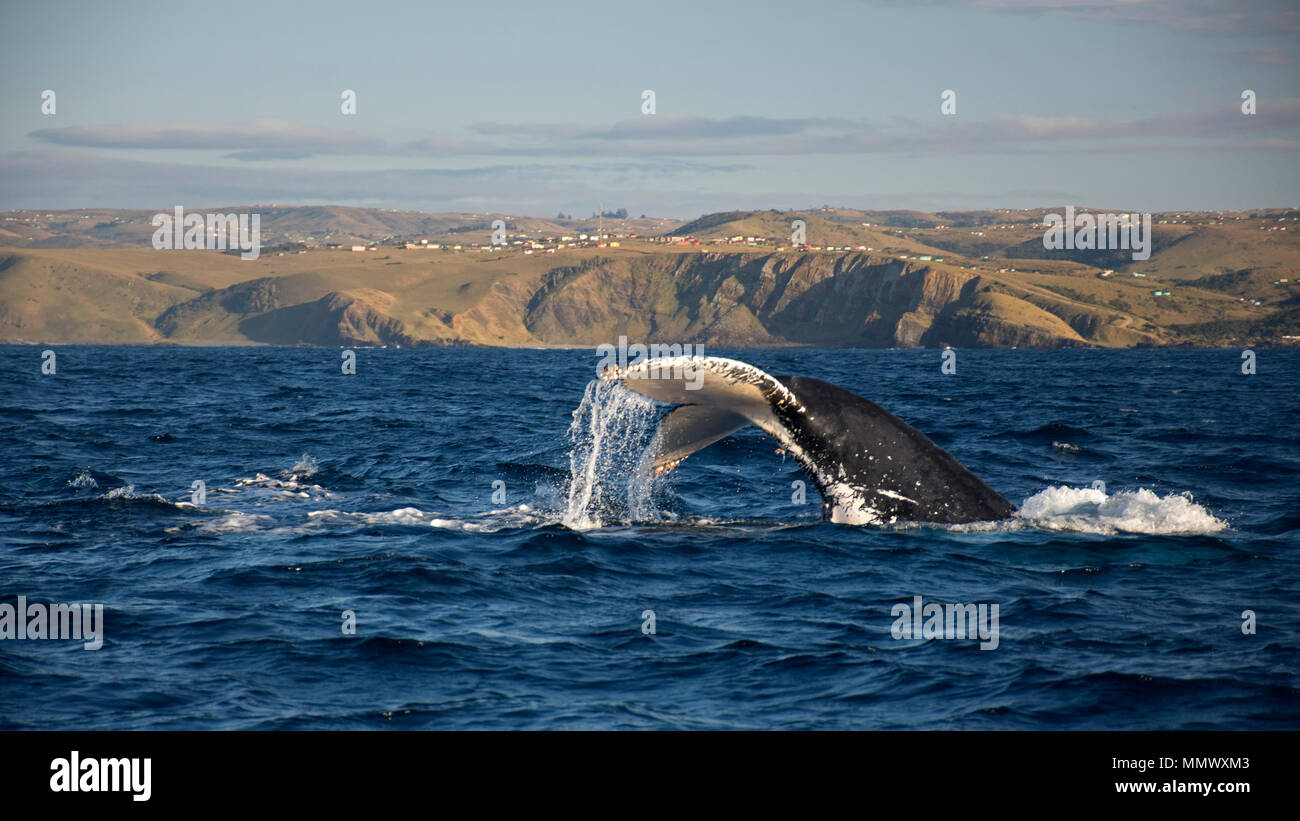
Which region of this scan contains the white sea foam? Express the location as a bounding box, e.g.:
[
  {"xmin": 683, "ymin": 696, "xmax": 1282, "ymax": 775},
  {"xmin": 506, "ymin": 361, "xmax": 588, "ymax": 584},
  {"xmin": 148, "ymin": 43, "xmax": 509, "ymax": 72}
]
[
  {"xmin": 102, "ymin": 485, "xmax": 170, "ymax": 504},
  {"xmin": 1010, "ymin": 485, "xmax": 1227, "ymax": 535},
  {"xmin": 307, "ymin": 507, "xmax": 428, "ymax": 526},
  {"xmin": 286, "ymin": 485, "xmax": 1226, "ymax": 537},
  {"xmin": 230, "ymin": 472, "xmax": 332, "ymax": 497},
  {"xmin": 195, "ymin": 512, "xmax": 273, "ymax": 534},
  {"xmin": 306, "ymin": 504, "xmax": 545, "ymax": 533}
]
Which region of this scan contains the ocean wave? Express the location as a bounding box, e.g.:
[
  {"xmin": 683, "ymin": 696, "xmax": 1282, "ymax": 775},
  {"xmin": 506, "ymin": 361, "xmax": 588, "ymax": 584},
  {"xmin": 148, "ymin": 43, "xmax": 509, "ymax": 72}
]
[
  {"xmin": 997, "ymin": 423, "xmax": 1094, "ymax": 442},
  {"xmin": 102, "ymin": 484, "xmax": 195, "ymax": 509}
]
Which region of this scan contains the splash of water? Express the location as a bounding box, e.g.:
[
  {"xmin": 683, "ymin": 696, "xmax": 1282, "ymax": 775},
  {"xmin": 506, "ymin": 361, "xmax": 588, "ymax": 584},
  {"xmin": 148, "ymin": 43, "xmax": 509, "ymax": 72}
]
[
  {"xmin": 68, "ymin": 469, "xmax": 98, "ymax": 489},
  {"xmin": 290, "ymin": 454, "xmax": 318, "ymax": 478},
  {"xmin": 1012, "ymin": 485, "xmax": 1227, "ymax": 535},
  {"xmin": 562, "ymin": 379, "xmax": 660, "ymax": 530}
]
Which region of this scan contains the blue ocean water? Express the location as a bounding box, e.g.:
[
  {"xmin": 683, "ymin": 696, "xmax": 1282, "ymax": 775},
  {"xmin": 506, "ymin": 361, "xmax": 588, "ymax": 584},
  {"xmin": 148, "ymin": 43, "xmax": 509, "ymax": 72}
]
[{"xmin": 1, "ymin": 345, "xmax": 1297, "ymax": 730}]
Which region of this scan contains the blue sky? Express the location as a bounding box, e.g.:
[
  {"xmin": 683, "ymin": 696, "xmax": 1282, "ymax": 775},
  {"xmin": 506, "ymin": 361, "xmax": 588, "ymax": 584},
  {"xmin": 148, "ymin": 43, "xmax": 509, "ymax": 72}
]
[{"xmin": 1, "ymin": 0, "xmax": 1296, "ymax": 216}]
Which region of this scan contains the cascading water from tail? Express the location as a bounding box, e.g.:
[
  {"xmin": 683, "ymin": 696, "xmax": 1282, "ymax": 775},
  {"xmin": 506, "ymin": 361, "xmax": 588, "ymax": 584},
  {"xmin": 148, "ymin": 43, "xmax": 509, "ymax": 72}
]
[{"xmin": 562, "ymin": 379, "xmax": 662, "ymax": 530}]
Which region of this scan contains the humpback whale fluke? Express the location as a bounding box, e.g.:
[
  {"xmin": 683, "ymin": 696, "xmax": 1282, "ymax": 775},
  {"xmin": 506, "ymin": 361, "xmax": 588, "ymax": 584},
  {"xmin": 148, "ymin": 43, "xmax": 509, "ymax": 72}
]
[{"xmin": 600, "ymin": 356, "xmax": 1014, "ymax": 525}]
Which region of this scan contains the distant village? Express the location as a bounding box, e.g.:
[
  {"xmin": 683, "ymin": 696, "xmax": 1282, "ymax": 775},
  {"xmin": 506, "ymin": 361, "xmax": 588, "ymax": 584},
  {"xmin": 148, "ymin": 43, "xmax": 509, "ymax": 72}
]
[{"xmin": 319, "ymin": 230, "xmax": 883, "ymax": 255}]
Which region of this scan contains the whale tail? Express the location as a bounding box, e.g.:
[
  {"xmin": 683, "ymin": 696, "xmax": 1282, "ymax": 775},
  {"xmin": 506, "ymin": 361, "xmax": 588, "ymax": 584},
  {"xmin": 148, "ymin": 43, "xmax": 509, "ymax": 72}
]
[
  {"xmin": 602, "ymin": 355, "xmax": 1014, "ymax": 525},
  {"xmin": 650, "ymin": 404, "xmax": 749, "ymax": 476}
]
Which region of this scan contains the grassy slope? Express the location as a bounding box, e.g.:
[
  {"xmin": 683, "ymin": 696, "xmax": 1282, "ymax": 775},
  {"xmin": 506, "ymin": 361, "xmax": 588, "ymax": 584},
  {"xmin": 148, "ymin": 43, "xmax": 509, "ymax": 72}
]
[{"xmin": 672, "ymin": 211, "xmax": 954, "ymax": 256}]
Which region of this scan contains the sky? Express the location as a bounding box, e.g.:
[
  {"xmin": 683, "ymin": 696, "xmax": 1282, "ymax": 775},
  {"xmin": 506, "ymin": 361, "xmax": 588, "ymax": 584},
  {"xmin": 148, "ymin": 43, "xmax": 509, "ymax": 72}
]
[{"xmin": 0, "ymin": 0, "xmax": 1297, "ymax": 218}]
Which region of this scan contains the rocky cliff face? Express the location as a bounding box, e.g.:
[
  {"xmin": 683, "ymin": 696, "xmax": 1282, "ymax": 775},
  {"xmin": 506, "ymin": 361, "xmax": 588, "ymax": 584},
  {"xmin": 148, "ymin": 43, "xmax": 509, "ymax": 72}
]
[
  {"xmin": 144, "ymin": 250, "xmax": 1112, "ymax": 348},
  {"xmin": 472, "ymin": 252, "xmax": 1092, "ymax": 348},
  {"xmin": 157, "ymin": 282, "xmax": 432, "ymax": 347},
  {"xmin": 238, "ymin": 290, "xmax": 417, "ymax": 347}
]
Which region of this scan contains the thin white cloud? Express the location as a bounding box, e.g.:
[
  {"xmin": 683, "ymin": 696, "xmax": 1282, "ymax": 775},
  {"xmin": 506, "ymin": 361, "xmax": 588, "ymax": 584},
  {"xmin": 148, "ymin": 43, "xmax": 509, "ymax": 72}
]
[
  {"xmin": 864, "ymin": 0, "xmax": 1300, "ymax": 34},
  {"xmin": 26, "ymin": 101, "xmax": 1300, "ymax": 164},
  {"xmin": 0, "ymin": 149, "xmax": 742, "ymax": 212},
  {"xmin": 28, "ymin": 119, "xmax": 384, "ymax": 160}
]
